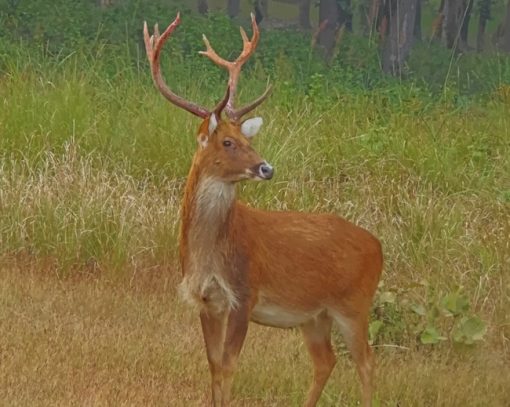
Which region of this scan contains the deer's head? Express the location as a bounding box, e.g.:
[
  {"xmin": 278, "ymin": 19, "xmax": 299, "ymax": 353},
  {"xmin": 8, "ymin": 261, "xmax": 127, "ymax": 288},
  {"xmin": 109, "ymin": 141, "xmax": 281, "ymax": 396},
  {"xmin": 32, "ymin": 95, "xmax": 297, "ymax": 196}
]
[{"xmin": 144, "ymin": 13, "xmax": 273, "ymax": 184}]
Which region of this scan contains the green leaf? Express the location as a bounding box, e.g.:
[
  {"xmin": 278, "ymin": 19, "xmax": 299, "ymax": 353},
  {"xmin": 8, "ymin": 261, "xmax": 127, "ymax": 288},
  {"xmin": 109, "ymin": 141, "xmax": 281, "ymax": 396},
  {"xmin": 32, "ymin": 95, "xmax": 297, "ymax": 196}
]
[
  {"xmin": 439, "ymin": 293, "xmax": 470, "ymax": 317},
  {"xmin": 420, "ymin": 326, "xmax": 447, "ymax": 345},
  {"xmin": 452, "ymin": 316, "xmax": 487, "ymax": 345},
  {"xmin": 411, "ymin": 303, "xmax": 427, "ymax": 316}
]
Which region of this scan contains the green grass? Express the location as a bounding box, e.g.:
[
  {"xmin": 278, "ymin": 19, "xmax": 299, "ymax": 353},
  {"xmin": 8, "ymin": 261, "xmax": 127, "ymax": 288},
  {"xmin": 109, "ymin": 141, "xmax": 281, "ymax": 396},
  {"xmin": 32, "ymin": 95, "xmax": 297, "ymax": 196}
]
[{"xmin": 0, "ymin": 46, "xmax": 509, "ymax": 404}]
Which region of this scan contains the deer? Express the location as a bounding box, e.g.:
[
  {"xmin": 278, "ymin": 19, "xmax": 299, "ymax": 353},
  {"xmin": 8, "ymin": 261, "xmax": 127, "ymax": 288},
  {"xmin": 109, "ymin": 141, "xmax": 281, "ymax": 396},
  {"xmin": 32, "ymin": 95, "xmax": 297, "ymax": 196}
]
[{"xmin": 143, "ymin": 13, "xmax": 383, "ymax": 407}]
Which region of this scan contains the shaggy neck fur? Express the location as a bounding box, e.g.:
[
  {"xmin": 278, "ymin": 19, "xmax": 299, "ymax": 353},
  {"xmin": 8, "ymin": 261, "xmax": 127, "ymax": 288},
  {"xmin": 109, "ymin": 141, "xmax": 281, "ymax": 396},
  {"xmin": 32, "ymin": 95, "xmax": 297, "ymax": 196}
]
[
  {"xmin": 179, "ymin": 156, "xmax": 238, "ymax": 311},
  {"xmin": 181, "ymin": 157, "xmax": 236, "ymax": 251}
]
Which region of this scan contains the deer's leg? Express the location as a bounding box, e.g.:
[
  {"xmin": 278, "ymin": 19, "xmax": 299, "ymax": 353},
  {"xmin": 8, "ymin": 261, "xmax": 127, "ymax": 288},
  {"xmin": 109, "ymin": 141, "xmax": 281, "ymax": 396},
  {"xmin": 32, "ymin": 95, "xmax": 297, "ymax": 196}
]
[
  {"xmin": 221, "ymin": 301, "xmax": 250, "ymax": 406},
  {"xmin": 200, "ymin": 310, "xmax": 228, "ymax": 406},
  {"xmin": 332, "ymin": 312, "xmax": 374, "ymax": 407},
  {"xmin": 300, "ymin": 311, "xmax": 336, "ymax": 407}
]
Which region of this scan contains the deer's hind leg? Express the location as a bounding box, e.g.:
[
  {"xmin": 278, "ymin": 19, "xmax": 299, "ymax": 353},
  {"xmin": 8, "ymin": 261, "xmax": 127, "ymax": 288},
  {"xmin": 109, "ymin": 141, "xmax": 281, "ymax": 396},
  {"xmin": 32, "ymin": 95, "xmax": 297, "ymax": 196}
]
[
  {"xmin": 300, "ymin": 311, "xmax": 336, "ymax": 407},
  {"xmin": 330, "ymin": 309, "xmax": 374, "ymax": 407}
]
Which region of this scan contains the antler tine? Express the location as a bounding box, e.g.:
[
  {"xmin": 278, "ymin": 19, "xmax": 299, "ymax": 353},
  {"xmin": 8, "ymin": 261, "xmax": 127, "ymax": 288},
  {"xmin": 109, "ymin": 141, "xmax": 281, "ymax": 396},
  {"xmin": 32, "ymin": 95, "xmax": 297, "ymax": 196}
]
[
  {"xmin": 153, "ymin": 23, "xmax": 160, "ymax": 42},
  {"xmin": 229, "ymin": 84, "xmax": 272, "ymax": 121},
  {"xmin": 212, "ymin": 85, "xmax": 231, "ymax": 116},
  {"xmin": 199, "ymin": 35, "xmax": 231, "ymax": 70},
  {"xmin": 237, "ymin": 13, "xmax": 260, "ymax": 65},
  {"xmin": 144, "ymin": 13, "xmax": 210, "ymax": 118},
  {"xmin": 199, "ymin": 13, "xmax": 269, "ymax": 120}
]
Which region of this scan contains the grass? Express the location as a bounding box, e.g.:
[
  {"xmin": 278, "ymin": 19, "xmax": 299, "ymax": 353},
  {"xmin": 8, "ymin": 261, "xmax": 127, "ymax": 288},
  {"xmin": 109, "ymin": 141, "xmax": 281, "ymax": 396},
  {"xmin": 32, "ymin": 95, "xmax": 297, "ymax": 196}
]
[
  {"xmin": 1, "ymin": 266, "xmax": 509, "ymax": 406},
  {"xmin": 0, "ymin": 50, "xmax": 509, "ymax": 405}
]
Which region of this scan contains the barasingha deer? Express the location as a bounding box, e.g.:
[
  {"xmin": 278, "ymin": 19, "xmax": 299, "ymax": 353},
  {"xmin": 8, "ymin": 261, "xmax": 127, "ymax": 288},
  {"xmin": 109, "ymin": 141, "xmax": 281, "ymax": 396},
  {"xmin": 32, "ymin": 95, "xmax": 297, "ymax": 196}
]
[{"xmin": 144, "ymin": 13, "xmax": 383, "ymax": 407}]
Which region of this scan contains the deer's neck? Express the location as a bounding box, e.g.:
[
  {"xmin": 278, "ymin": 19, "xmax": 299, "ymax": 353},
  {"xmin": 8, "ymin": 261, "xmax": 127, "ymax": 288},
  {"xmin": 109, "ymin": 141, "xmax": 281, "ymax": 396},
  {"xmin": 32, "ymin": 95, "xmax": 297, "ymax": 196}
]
[
  {"xmin": 181, "ymin": 160, "xmax": 236, "ymax": 258},
  {"xmin": 178, "ymin": 159, "xmax": 239, "ymax": 311}
]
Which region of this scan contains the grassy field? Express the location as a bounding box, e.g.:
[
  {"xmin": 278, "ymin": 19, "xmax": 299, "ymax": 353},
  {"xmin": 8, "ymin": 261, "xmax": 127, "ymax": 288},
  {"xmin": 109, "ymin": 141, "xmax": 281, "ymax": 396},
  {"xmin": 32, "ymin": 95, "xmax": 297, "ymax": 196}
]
[
  {"xmin": 1, "ymin": 45, "xmax": 509, "ymax": 405},
  {"xmin": 1, "ymin": 265, "xmax": 509, "ymax": 406}
]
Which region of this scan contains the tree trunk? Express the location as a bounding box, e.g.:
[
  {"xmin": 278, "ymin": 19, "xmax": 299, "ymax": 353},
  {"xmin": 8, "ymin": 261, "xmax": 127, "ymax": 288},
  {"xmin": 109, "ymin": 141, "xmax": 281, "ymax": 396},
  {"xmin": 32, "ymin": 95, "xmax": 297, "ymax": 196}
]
[
  {"xmin": 198, "ymin": 0, "xmax": 208, "ymax": 15},
  {"xmin": 338, "ymin": 0, "xmax": 353, "ymax": 32},
  {"xmin": 299, "ymin": 0, "xmax": 312, "ymax": 29},
  {"xmin": 460, "ymin": 0, "xmax": 474, "ymax": 47},
  {"xmin": 442, "ymin": 0, "xmax": 458, "ymax": 48},
  {"xmin": 414, "ymin": 0, "xmax": 422, "ymax": 41},
  {"xmin": 358, "ymin": 0, "xmax": 372, "ymax": 35},
  {"xmin": 381, "ymin": 0, "xmax": 418, "ymax": 76},
  {"xmin": 369, "ymin": 0, "xmax": 390, "ymax": 41},
  {"xmin": 369, "ymin": 0, "xmax": 381, "ymax": 37},
  {"xmin": 227, "ymin": 0, "xmax": 240, "ymax": 18},
  {"xmin": 476, "ymin": 0, "xmax": 491, "ymax": 51},
  {"xmin": 501, "ymin": 0, "xmax": 510, "ymax": 52},
  {"xmin": 431, "ymin": 0, "xmax": 445, "ymax": 41},
  {"xmin": 254, "ymin": 0, "xmax": 269, "ymax": 24},
  {"xmin": 441, "ymin": 0, "xmax": 470, "ymax": 50},
  {"xmin": 97, "ymin": 0, "xmax": 114, "ymax": 9},
  {"xmin": 317, "ymin": 0, "xmax": 339, "ymax": 58}
]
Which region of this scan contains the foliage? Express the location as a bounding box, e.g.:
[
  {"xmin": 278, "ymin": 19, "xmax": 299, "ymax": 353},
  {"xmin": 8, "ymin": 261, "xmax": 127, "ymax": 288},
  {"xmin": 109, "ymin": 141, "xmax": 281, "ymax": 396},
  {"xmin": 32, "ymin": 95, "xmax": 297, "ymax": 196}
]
[
  {"xmin": 370, "ymin": 287, "xmax": 488, "ymax": 347},
  {"xmin": 1, "ymin": 0, "xmax": 510, "ymax": 97}
]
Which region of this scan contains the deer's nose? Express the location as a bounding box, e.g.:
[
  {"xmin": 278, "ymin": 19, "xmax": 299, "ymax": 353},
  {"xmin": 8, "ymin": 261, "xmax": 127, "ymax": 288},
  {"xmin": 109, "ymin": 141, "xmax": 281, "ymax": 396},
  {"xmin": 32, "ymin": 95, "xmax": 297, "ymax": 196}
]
[{"xmin": 257, "ymin": 161, "xmax": 274, "ymax": 180}]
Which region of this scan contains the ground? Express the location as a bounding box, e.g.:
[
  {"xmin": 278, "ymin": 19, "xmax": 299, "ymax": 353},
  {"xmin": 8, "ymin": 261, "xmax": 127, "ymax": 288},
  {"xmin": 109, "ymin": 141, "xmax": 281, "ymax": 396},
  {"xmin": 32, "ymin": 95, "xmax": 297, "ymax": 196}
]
[{"xmin": 1, "ymin": 262, "xmax": 508, "ymax": 406}]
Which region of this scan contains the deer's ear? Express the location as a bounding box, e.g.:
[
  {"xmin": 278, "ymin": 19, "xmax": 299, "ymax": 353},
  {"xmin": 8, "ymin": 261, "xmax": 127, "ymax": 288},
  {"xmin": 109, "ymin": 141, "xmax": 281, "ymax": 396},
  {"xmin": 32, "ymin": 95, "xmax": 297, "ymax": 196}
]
[{"xmin": 241, "ymin": 117, "xmax": 263, "ymax": 138}]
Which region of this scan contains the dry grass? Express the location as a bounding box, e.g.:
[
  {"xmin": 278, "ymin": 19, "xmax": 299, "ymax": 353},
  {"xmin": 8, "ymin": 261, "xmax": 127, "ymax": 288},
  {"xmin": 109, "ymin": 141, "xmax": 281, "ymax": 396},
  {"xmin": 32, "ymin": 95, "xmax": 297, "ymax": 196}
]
[
  {"xmin": 1, "ymin": 265, "xmax": 509, "ymax": 406},
  {"xmin": 1, "ymin": 54, "xmax": 510, "ymax": 405}
]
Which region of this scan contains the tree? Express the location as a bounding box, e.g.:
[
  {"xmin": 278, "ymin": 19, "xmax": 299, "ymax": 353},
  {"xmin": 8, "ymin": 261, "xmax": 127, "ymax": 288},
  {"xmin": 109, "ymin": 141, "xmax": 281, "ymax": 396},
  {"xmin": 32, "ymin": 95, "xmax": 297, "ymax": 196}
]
[
  {"xmin": 358, "ymin": 0, "xmax": 372, "ymax": 35},
  {"xmin": 414, "ymin": 0, "xmax": 422, "ymax": 41},
  {"xmin": 338, "ymin": 0, "xmax": 353, "ymax": 32},
  {"xmin": 97, "ymin": 0, "xmax": 114, "ymax": 8},
  {"xmin": 500, "ymin": 0, "xmax": 510, "ymax": 52},
  {"xmin": 434, "ymin": 0, "xmax": 472, "ymax": 50},
  {"xmin": 317, "ymin": 0, "xmax": 352, "ymax": 58},
  {"xmin": 198, "ymin": 0, "xmax": 208, "ymax": 15},
  {"xmin": 254, "ymin": 0, "xmax": 269, "ymax": 24},
  {"xmin": 299, "ymin": 0, "xmax": 312, "ymax": 29},
  {"xmin": 477, "ymin": 0, "xmax": 492, "ymax": 51},
  {"xmin": 460, "ymin": 0, "xmax": 474, "ymax": 47},
  {"xmin": 227, "ymin": 0, "xmax": 240, "ymax": 18},
  {"xmin": 317, "ymin": 0, "xmax": 340, "ymax": 58},
  {"xmin": 431, "ymin": 0, "xmax": 445, "ymax": 41},
  {"xmin": 368, "ymin": 0, "xmax": 391, "ymax": 40},
  {"xmin": 381, "ymin": 0, "xmax": 418, "ymax": 76}
]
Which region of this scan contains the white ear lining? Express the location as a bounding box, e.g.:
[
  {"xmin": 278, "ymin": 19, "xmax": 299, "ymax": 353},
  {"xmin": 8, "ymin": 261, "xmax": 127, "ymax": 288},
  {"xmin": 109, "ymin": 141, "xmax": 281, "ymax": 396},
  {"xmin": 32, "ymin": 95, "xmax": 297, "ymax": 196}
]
[
  {"xmin": 208, "ymin": 113, "xmax": 218, "ymax": 135},
  {"xmin": 241, "ymin": 117, "xmax": 263, "ymax": 138}
]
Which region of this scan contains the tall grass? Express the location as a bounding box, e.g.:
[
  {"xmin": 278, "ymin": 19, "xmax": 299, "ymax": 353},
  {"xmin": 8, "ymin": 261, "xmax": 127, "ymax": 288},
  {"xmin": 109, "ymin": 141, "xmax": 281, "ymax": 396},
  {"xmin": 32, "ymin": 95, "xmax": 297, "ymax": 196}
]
[
  {"xmin": 1, "ymin": 47, "xmax": 509, "ymax": 332},
  {"xmin": 0, "ymin": 38, "xmax": 509, "ymax": 404}
]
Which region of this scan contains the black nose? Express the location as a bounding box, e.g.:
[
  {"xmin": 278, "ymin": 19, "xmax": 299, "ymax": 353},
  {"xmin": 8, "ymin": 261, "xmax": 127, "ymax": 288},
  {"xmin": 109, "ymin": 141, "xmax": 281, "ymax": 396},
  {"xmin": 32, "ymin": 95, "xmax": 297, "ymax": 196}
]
[{"xmin": 258, "ymin": 162, "xmax": 274, "ymax": 180}]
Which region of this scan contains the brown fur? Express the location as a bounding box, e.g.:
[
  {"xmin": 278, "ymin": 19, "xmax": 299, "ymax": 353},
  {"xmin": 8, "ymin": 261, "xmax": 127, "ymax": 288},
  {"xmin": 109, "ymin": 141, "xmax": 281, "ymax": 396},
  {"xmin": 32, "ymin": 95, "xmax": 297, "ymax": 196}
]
[{"xmin": 178, "ymin": 116, "xmax": 383, "ymax": 406}]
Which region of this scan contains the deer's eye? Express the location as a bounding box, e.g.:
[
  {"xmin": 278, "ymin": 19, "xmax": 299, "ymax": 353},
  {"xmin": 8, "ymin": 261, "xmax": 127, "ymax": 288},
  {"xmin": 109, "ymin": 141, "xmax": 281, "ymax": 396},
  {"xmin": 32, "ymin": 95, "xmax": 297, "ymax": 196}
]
[{"xmin": 223, "ymin": 140, "xmax": 232, "ymax": 147}]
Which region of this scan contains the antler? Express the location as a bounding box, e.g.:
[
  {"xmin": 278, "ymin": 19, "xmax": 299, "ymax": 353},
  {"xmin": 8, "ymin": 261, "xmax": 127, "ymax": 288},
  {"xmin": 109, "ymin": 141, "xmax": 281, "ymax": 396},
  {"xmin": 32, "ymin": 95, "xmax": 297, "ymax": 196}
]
[
  {"xmin": 144, "ymin": 13, "xmax": 211, "ymax": 118},
  {"xmin": 199, "ymin": 13, "xmax": 272, "ymax": 121}
]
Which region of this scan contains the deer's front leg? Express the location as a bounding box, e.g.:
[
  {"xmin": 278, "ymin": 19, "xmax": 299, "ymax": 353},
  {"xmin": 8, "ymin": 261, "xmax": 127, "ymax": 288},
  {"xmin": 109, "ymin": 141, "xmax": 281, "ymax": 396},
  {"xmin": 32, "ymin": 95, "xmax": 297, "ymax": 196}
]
[
  {"xmin": 200, "ymin": 310, "xmax": 228, "ymax": 406},
  {"xmin": 221, "ymin": 301, "xmax": 250, "ymax": 406}
]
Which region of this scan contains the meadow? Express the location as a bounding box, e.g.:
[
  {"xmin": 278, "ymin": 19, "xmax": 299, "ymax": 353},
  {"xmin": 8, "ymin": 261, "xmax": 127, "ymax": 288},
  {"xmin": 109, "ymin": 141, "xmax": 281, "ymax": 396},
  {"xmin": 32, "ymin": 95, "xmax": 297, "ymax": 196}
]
[{"xmin": 1, "ymin": 6, "xmax": 510, "ymax": 405}]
